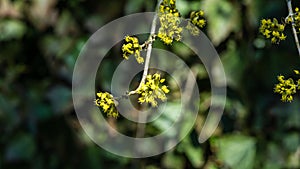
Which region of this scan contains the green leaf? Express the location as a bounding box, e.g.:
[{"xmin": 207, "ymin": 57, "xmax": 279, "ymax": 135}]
[
  {"xmin": 180, "ymin": 138, "xmax": 204, "ymax": 168},
  {"xmin": 176, "ymin": 0, "xmax": 201, "ymax": 16},
  {"xmin": 0, "ymin": 93, "xmax": 19, "ymax": 127},
  {"xmin": 271, "ymin": 99, "xmax": 300, "ymax": 129},
  {"xmin": 262, "ymin": 143, "xmax": 285, "ymax": 169},
  {"xmin": 283, "ymin": 133, "xmax": 300, "ymax": 153},
  {"xmin": 211, "ymin": 134, "xmax": 256, "ymax": 169},
  {"xmin": 205, "ymin": 163, "xmax": 219, "ymax": 169},
  {"xmin": 46, "ymin": 85, "xmax": 71, "ymax": 113},
  {"xmin": 0, "ymin": 20, "xmax": 26, "ymax": 41},
  {"xmin": 287, "ymin": 150, "xmax": 300, "ymax": 168},
  {"xmin": 55, "ymin": 11, "xmax": 77, "ymax": 35},
  {"xmin": 125, "ymin": 0, "xmax": 144, "ymax": 14},
  {"xmin": 221, "ymin": 40, "xmax": 245, "ymax": 89},
  {"xmin": 162, "ymin": 152, "xmax": 185, "ymax": 169},
  {"xmin": 202, "ymin": 0, "xmax": 240, "ymax": 45},
  {"xmin": 5, "ymin": 133, "xmax": 36, "ymax": 161},
  {"xmin": 153, "ymin": 101, "xmax": 182, "ymax": 133}
]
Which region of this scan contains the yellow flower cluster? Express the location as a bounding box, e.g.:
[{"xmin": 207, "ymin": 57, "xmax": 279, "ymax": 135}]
[
  {"xmin": 259, "ymin": 18, "xmax": 286, "ymax": 44},
  {"xmin": 294, "ymin": 8, "xmax": 300, "ymax": 31},
  {"xmin": 274, "ymin": 71, "xmax": 300, "ymax": 102},
  {"xmin": 95, "ymin": 92, "xmax": 119, "ymax": 118},
  {"xmin": 157, "ymin": 0, "xmax": 182, "ymax": 45},
  {"xmin": 186, "ymin": 10, "xmax": 206, "ymax": 36},
  {"xmin": 287, "ymin": 7, "xmax": 300, "ymax": 32},
  {"xmin": 190, "ymin": 10, "xmax": 206, "ymax": 28},
  {"xmin": 122, "ymin": 36, "xmax": 144, "ymax": 64},
  {"xmin": 136, "ymin": 73, "xmax": 170, "ymax": 107}
]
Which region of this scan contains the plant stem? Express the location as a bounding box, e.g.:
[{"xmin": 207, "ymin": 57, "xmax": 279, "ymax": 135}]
[
  {"xmin": 137, "ymin": 7, "xmax": 160, "ymax": 88},
  {"xmin": 135, "ymin": 0, "xmax": 163, "ymax": 147},
  {"xmin": 286, "ymin": 0, "xmax": 300, "ymax": 57},
  {"xmin": 127, "ymin": 0, "xmax": 162, "ymax": 96}
]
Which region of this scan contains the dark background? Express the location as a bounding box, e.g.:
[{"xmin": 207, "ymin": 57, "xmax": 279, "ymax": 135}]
[{"xmin": 0, "ymin": 0, "xmax": 299, "ymax": 168}]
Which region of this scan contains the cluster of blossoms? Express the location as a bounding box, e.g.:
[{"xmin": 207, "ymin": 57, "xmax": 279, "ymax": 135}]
[
  {"xmin": 259, "ymin": 18, "xmax": 286, "ymax": 44},
  {"xmin": 122, "ymin": 36, "xmax": 144, "ymax": 64},
  {"xmin": 260, "ymin": 7, "xmax": 300, "ymax": 102},
  {"xmin": 260, "ymin": 7, "xmax": 300, "ymax": 44},
  {"xmin": 274, "ymin": 70, "xmax": 300, "ymax": 102},
  {"xmin": 157, "ymin": 0, "xmax": 182, "ymax": 44},
  {"xmin": 190, "ymin": 10, "xmax": 206, "ymax": 28},
  {"xmin": 294, "ymin": 8, "xmax": 300, "ymax": 31},
  {"xmin": 286, "ymin": 7, "xmax": 300, "ymax": 32},
  {"xmin": 95, "ymin": 92, "xmax": 119, "ymax": 118},
  {"xmin": 186, "ymin": 10, "xmax": 206, "ymax": 36},
  {"xmin": 136, "ymin": 73, "xmax": 170, "ymax": 107},
  {"xmin": 96, "ymin": 0, "xmax": 206, "ymax": 118},
  {"xmin": 95, "ymin": 73, "xmax": 170, "ymax": 118}
]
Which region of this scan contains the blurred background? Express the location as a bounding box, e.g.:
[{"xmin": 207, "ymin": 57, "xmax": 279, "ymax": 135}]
[{"xmin": 0, "ymin": 0, "xmax": 300, "ymax": 168}]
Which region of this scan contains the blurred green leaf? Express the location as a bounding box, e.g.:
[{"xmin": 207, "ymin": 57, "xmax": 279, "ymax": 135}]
[
  {"xmin": 203, "ymin": 0, "xmax": 241, "ymax": 45},
  {"xmin": 179, "ymin": 138, "xmax": 204, "ymax": 168},
  {"xmin": 41, "ymin": 36, "xmax": 74, "ymax": 59},
  {"xmin": 271, "ymin": 99, "xmax": 300, "ymax": 129},
  {"xmin": 243, "ymin": 0, "xmax": 261, "ymax": 27},
  {"xmin": 162, "ymin": 152, "xmax": 185, "ymax": 169},
  {"xmin": 287, "ymin": 149, "xmax": 300, "ymax": 168},
  {"xmin": 221, "ymin": 40, "xmax": 245, "ymax": 89},
  {"xmin": 283, "ymin": 133, "xmax": 300, "ymax": 153},
  {"xmin": 263, "ymin": 143, "xmax": 285, "ymax": 169},
  {"xmin": 55, "ymin": 11, "xmax": 77, "ymax": 36},
  {"xmin": 177, "ymin": 0, "xmax": 201, "ymax": 17},
  {"xmin": 125, "ymin": 0, "xmax": 144, "ymax": 14},
  {"xmin": 211, "ymin": 134, "xmax": 256, "ymax": 169},
  {"xmin": 172, "ymin": 42, "xmax": 195, "ymax": 60},
  {"xmin": 0, "ymin": 93, "xmax": 19, "ymax": 128},
  {"xmin": 153, "ymin": 101, "xmax": 182, "ymax": 137},
  {"xmin": 46, "ymin": 85, "xmax": 71, "ymax": 113},
  {"xmin": 204, "ymin": 163, "xmax": 219, "ymax": 169},
  {"xmin": 0, "ymin": 20, "xmax": 26, "ymax": 41},
  {"xmin": 5, "ymin": 133, "xmax": 36, "ymax": 161},
  {"xmin": 146, "ymin": 165, "xmax": 160, "ymax": 169}
]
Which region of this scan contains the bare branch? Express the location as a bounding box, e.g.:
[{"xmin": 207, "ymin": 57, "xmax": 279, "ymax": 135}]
[{"xmin": 286, "ymin": 0, "xmax": 300, "ymax": 57}]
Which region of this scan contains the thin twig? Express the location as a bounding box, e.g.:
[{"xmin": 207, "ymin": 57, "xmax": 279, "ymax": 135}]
[
  {"xmin": 134, "ymin": 0, "xmax": 163, "ymax": 155},
  {"xmin": 127, "ymin": 0, "xmax": 162, "ymax": 97},
  {"xmin": 137, "ymin": 0, "xmax": 162, "ymax": 89},
  {"xmin": 286, "ymin": 0, "xmax": 300, "ymax": 57}
]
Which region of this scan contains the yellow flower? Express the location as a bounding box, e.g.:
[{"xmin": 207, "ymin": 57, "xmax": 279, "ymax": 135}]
[
  {"xmin": 293, "ymin": 7, "xmax": 300, "ymax": 33},
  {"xmin": 274, "ymin": 75, "xmax": 297, "ymax": 102},
  {"xmin": 279, "ymin": 33, "xmax": 286, "ymax": 40},
  {"xmin": 157, "ymin": 0, "xmax": 182, "ymax": 44},
  {"xmin": 170, "ymin": 0, "xmax": 175, "ymax": 6},
  {"xmin": 136, "ymin": 73, "xmax": 170, "ymax": 107},
  {"xmin": 278, "ymin": 24, "xmax": 284, "ymax": 31},
  {"xmin": 190, "ymin": 10, "xmax": 206, "ymax": 29},
  {"xmin": 161, "ymin": 85, "xmax": 170, "ymax": 93},
  {"xmin": 122, "ymin": 36, "xmax": 144, "ymax": 64},
  {"xmin": 95, "ymin": 92, "xmax": 119, "ymax": 118},
  {"xmin": 272, "ymin": 31, "xmax": 279, "ymax": 37},
  {"xmin": 259, "ymin": 18, "xmax": 286, "ymax": 44}
]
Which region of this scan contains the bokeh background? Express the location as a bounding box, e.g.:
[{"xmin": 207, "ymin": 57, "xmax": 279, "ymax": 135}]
[{"xmin": 1, "ymin": 0, "xmax": 300, "ymax": 168}]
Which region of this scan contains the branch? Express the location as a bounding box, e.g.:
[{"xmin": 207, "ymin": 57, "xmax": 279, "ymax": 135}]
[
  {"xmin": 127, "ymin": 0, "xmax": 162, "ymax": 96},
  {"xmin": 135, "ymin": 0, "xmax": 163, "ymax": 146},
  {"xmin": 286, "ymin": 0, "xmax": 300, "ymax": 57},
  {"xmin": 138, "ymin": 0, "xmax": 163, "ymax": 87}
]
